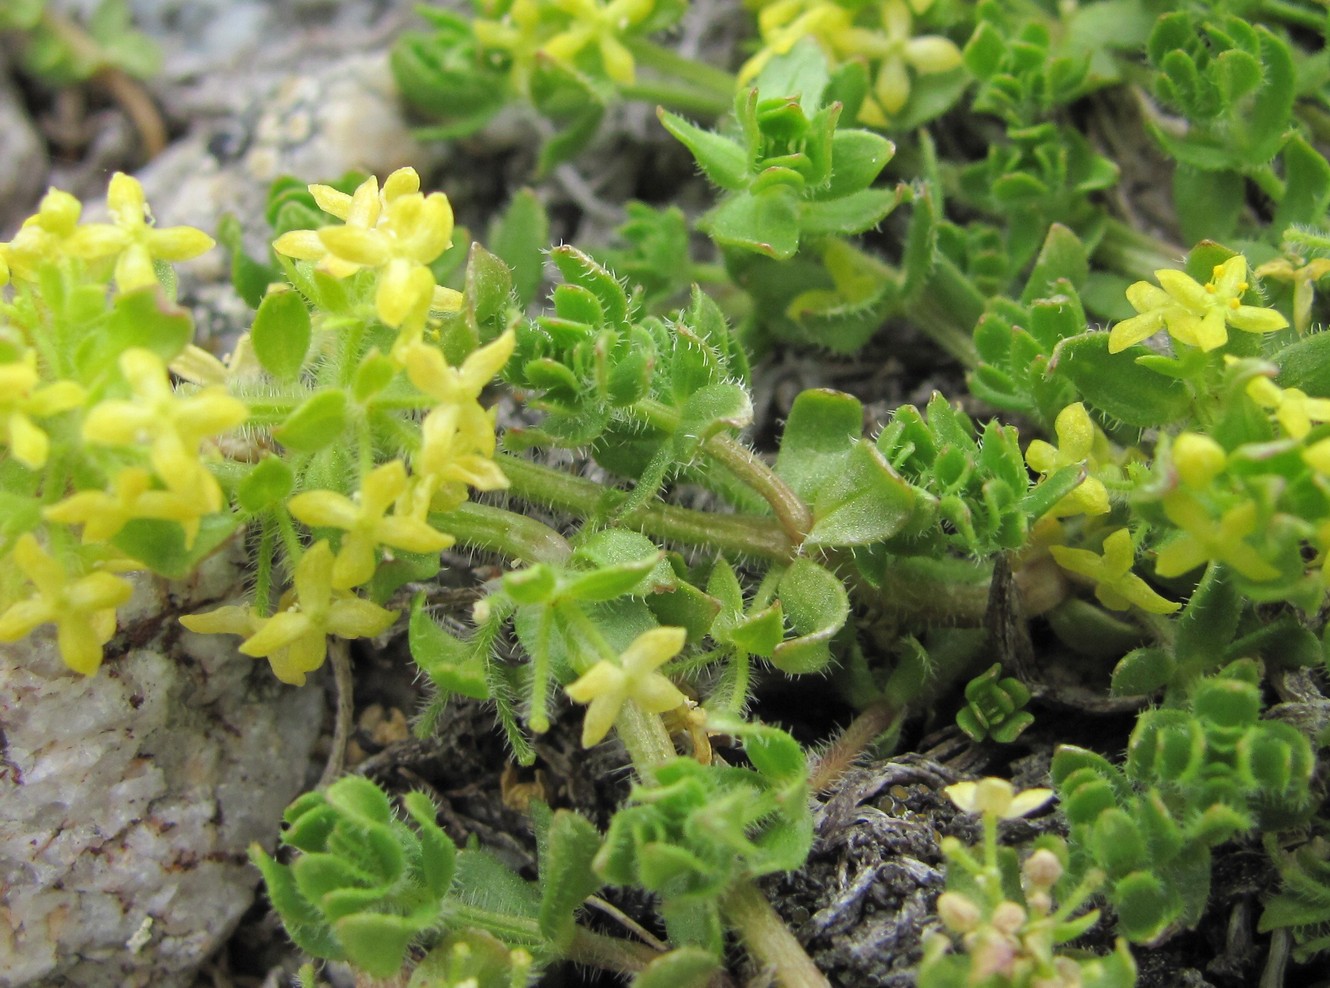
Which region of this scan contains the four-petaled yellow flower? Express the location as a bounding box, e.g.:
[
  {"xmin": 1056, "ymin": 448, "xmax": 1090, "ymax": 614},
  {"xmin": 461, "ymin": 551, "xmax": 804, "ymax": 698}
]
[
  {"xmin": 415, "ymin": 402, "xmax": 511, "ymax": 511},
  {"xmin": 540, "ymin": 0, "xmax": 655, "ymax": 85},
  {"xmin": 0, "ymin": 351, "xmax": 85, "ymax": 469},
  {"xmin": 1254, "ymin": 254, "xmax": 1330, "ymax": 334},
  {"xmin": 739, "ymin": 0, "xmax": 851, "ymax": 85},
  {"xmin": 831, "ymin": 0, "xmax": 963, "ymax": 125},
  {"xmin": 44, "ymin": 466, "xmax": 213, "ymax": 548},
  {"xmin": 565, "ymin": 625, "xmax": 689, "ymax": 747},
  {"xmin": 82, "ymin": 348, "xmax": 248, "ymax": 514},
  {"xmin": 0, "ymin": 187, "xmax": 120, "ymax": 282},
  {"xmin": 1049, "ymin": 528, "xmax": 1180, "ymax": 614},
  {"xmin": 0, "ymin": 533, "xmax": 134, "ymax": 675},
  {"xmin": 101, "ymin": 173, "xmax": 217, "ymax": 292},
  {"xmin": 1245, "ymin": 377, "xmax": 1330, "ymax": 439},
  {"xmin": 182, "ymin": 540, "xmax": 398, "ymax": 685},
  {"xmin": 1024, "ymin": 402, "xmax": 1109, "ymax": 518},
  {"xmin": 944, "ymin": 777, "xmax": 1053, "ymax": 820},
  {"xmin": 272, "ymin": 168, "xmax": 463, "ymax": 335},
  {"xmin": 1109, "ymin": 255, "xmax": 1288, "ymax": 354},
  {"xmin": 404, "ymin": 330, "xmax": 517, "ymax": 406},
  {"xmin": 1156, "ymin": 491, "xmax": 1280, "ymax": 582},
  {"xmin": 286, "ymin": 460, "xmax": 456, "ymax": 590}
]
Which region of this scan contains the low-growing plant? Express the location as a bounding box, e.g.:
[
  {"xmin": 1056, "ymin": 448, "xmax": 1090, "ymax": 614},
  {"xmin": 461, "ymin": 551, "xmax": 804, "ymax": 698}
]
[{"xmin": 7, "ymin": 0, "xmax": 1330, "ymax": 984}]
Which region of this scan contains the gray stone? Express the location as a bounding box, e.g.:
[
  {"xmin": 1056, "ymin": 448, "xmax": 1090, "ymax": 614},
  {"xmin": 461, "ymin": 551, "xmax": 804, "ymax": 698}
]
[
  {"xmin": 0, "ymin": 548, "xmax": 324, "ymax": 987},
  {"xmin": 0, "ymin": 52, "xmax": 49, "ymax": 235}
]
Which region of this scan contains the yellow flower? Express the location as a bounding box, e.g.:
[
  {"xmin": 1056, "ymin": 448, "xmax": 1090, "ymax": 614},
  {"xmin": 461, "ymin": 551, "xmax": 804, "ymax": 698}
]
[
  {"xmin": 99, "ymin": 173, "xmax": 216, "ymax": 292},
  {"xmin": 1254, "ymin": 255, "xmax": 1330, "ymax": 334},
  {"xmin": 184, "ymin": 541, "xmax": 398, "ymax": 685},
  {"xmin": 272, "ymin": 168, "xmax": 463, "ymax": 333},
  {"xmin": 286, "ymin": 460, "xmax": 456, "ymax": 590},
  {"xmin": 1245, "ymin": 377, "xmax": 1330, "ymax": 439},
  {"xmin": 1170, "ymin": 432, "xmax": 1227, "ymax": 489},
  {"xmin": 473, "ymin": 0, "xmax": 546, "ymax": 94},
  {"xmin": 415, "ymin": 402, "xmax": 510, "ymax": 511},
  {"xmin": 1155, "ymin": 492, "xmax": 1280, "ymax": 582},
  {"xmin": 1049, "ymin": 529, "xmax": 1179, "ymax": 614},
  {"xmin": 82, "ymin": 348, "xmax": 247, "ymax": 513},
  {"xmin": 1108, "ymin": 255, "xmax": 1288, "ymax": 354},
  {"xmin": 1024, "ymin": 402, "xmax": 1110, "ymax": 518},
  {"xmin": 43, "ymin": 467, "xmax": 210, "ymax": 548},
  {"xmin": 0, "ymin": 187, "xmax": 122, "ymax": 281},
  {"xmin": 540, "ymin": 0, "xmax": 655, "ymax": 85},
  {"xmin": 565, "ymin": 625, "xmax": 689, "ymax": 747},
  {"xmin": 832, "ymin": 0, "xmax": 962, "ymax": 125},
  {"xmin": 0, "ymin": 351, "xmax": 85, "ymax": 469},
  {"xmin": 0, "ymin": 533, "xmax": 134, "ymax": 675},
  {"xmin": 403, "ymin": 331, "xmax": 517, "ymax": 405},
  {"xmin": 738, "ymin": 0, "xmax": 850, "ymax": 85},
  {"xmin": 944, "ymin": 777, "xmax": 1053, "ymax": 820}
]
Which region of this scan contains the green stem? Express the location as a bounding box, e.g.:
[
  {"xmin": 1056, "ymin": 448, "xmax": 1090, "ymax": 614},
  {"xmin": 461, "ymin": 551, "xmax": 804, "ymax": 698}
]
[
  {"xmin": 1096, "ymin": 218, "xmax": 1184, "ymax": 282},
  {"xmin": 914, "ymin": 254, "xmax": 984, "ymax": 368},
  {"xmin": 1249, "ymin": 163, "xmax": 1287, "ymax": 203},
  {"xmin": 703, "ymin": 433, "xmax": 812, "ymax": 544},
  {"xmin": 497, "ymin": 453, "xmax": 795, "ymax": 562},
  {"xmin": 254, "ymin": 518, "xmax": 275, "ymax": 612},
  {"xmin": 807, "ymin": 699, "xmax": 899, "ymax": 794},
  {"xmin": 629, "ymin": 397, "xmax": 811, "ymax": 543},
  {"xmin": 626, "ymin": 37, "xmax": 735, "ymax": 106},
  {"xmin": 621, "ymin": 79, "xmax": 733, "ymax": 119},
  {"xmin": 567, "ymin": 925, "xmax": 661, "ymax": 975},
  {"xmin": 721, "ymin": 878, "xmax": 830, "ymax": 988},
  {"xmin": 616, "ymin": 698, "xmax": 677, "ymax": 770},
  {"xmin": 431, "ymin": 500, "xmax": 572, "ymax": 565}
]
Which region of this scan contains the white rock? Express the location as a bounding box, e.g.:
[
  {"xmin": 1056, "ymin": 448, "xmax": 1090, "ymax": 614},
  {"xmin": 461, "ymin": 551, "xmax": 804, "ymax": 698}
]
[{"xmin": 0, "ymin": 550, "xmax": 324, "ymax": 987}]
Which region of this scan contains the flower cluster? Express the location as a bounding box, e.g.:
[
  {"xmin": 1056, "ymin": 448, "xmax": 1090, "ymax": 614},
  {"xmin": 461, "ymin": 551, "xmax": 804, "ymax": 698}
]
[
  {"xmin": 0, "ymin": 168, "xmax": 516, "ymax": 682},
  {"xmin": 740, "ymin": 0, "xmax": 962, "ymax": 125},
  {"xmin": 273, "ymin": 168, "xmax": 463, "ymax": 347}
]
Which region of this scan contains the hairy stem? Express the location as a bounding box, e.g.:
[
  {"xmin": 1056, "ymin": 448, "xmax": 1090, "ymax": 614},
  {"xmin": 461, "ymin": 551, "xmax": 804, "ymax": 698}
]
[{"xmin": 721, "ymin": 878, "xmax": 830, "ymax": 988}]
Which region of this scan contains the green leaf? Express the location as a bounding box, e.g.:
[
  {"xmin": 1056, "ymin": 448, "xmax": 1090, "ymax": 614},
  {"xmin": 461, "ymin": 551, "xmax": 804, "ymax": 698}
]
[
  {"xmin": 538, "ymin": 809, "xmax": 603, "ymax": 950},
  {"xmin": 1275, "ymin": 134, "xmax": 1330, "ymax": 231},
  {"xmin": 1051, "ymin": 333, "xmax": 1192, "ymax": 428},
  {"xmin": 103, "ymin": 285, "xmax": 194, "ymax": 363},
  {"xmin": 703, "ymin": 187, "xmax": 801, "ymax": 260},
  {"xmin": 657, "ymin": 109, "xmax": 748, "ymax": 191},
  {"xmin": 325, "ymin": 775, "xmax": 394, "ymax": 824},
  {"xmin": 799, "ymin": 187, "xmax": 901, "ymax": 237},
  {"xmin": 237, "ymin": 455, "xmax": 295, "ymax": 513},
  {"xmin": 1173, "ymin": 564, "xmax": 1240, "ymax": 682},
  {"xmin": 1112, "ymin": 871, "xmax": 1177, "ymax": 942},
  {"xmin": 631, "ymin": 947, "xmax": 721, "ymax": 988},
  {"xmin": 217, "ymin": 213, "xmax": 276, "ymax": 309},
  {"xmin": 1174, "ymin": 165, "xmax": 1243, "ymax": 245},
  {"xmin": 409, "ymin": 594, "xmax": 491, "ymax": 700},
  {"xmin": 275, "ymin": 390, "xmax": 348, "ymax": 452},
  {"xmin": 401, "ymin": 791, "xmax": 457, "ymax": 900},
  {"xmin": 251, "ymin": 289, "xmax": 311, "ymax": 382},
  {"xmin": 805, "ymin": 440, "xmax": 919, "ymax": 548},
  {"xmin": 488, "ymin": 189, "xmax": 550, "ymax": 307},
  {"xmin": 112, "ymin": 514, "xmax": 239, "ymax": 580},
  {"xmin": 1021, "ymin": 224, "xmax": 1088, "ymax": 303},
  {"xmin": 1111, "ymin": 646, "xmax": 1176, "ymax": 696},
  {"xmin": 674, "ymin": 382, "xmax": 753, "ymax": 459},
  {"xmin": 753, "ymin": 35, "xmax": 830, "ymax": 110},
  {"xmin": 771, "ymin": 559, "xmax": 849, "ymax": 674},
  {"xmin": 335, "ymin": 912, "xmax": 428, "ymax": 978},
  {"xmin": 823, "ymin": 130, "xmax": 895, "ymax": 198},
  {"xmin": 1276, "ymin": 327, "xmax": 1330, "ymax": 397},
  {"xmin": 774, "ymin": 388, "xmax": 862, "ymax": 502},
  {"xmin": 249, "ymin": 845, "xmax": 343, "ymax": 960},
  {"xmin": 550, "ymin": 246, "xmax": 629, "ymax": 327}
]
